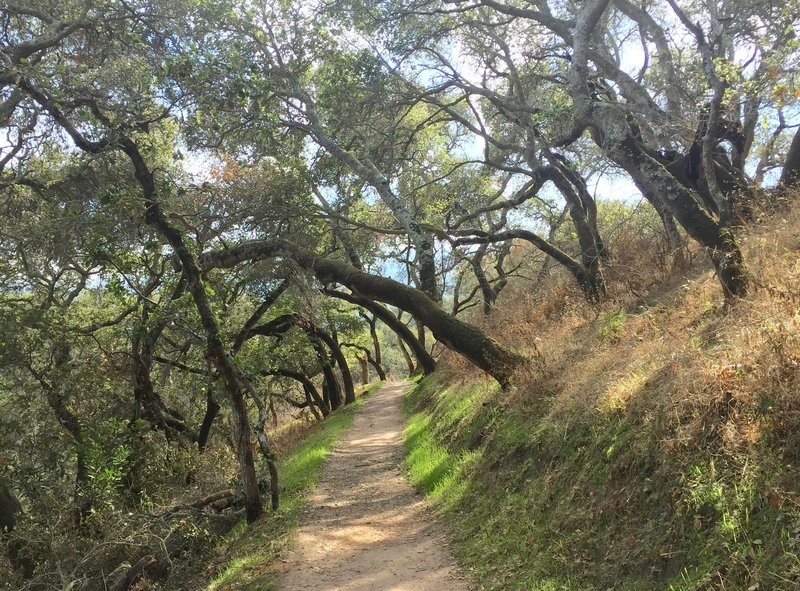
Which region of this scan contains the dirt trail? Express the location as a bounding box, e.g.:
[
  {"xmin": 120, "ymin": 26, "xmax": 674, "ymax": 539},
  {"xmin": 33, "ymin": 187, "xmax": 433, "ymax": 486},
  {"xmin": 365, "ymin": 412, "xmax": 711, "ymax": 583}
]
[{"xmin": 278, "ymin": 381, "xmax": 472, "ymax": 591}]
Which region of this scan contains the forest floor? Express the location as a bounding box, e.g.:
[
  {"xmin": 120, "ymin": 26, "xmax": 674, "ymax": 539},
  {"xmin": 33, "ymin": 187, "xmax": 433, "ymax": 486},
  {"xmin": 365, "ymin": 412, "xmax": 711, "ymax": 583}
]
[{"xmin": 276, "ymin": 381, "xmax": 472, "ymax": 591}]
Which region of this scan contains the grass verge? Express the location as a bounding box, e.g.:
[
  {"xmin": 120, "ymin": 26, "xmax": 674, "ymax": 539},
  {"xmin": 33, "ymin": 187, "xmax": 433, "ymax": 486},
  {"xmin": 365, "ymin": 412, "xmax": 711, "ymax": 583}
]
[{"xmin": 196, "ymin": 382, "xmax": 383, "ymax": 591}]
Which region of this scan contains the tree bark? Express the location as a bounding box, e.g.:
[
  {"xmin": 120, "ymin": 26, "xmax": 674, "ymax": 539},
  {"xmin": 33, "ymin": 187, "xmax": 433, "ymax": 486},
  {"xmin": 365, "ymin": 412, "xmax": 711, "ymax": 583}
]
[
  {"xmin": 566, "ymin": 0, "xmax": 747, "ymax": 300},
  {"xmin": 324, "ymin": 289, "xmax": 436, "ymax": 375},
  {"xmin": 119, "ymin": 138, "xmax": 264, "ymax": 523},
  {"xmin": 357, "ymin": 355, "xmax": 369, "ymax": 385},
  {"xmin": 202, "ymin": 242, "xmax": 521, "ymax": 386},
  {"xmin": 308, "ymin": 325, "xmax": 355, "ymax": 405},
  {"xmin": 252, "ymin": 395, "xmax": 280, "ymax": 511},
  {"xmin": 131, "ymin": 303, "xmax": 193, "ymax": 440},
  {"xmin": 363, "ymin": 313, "xmax": 387, "ymax": 380},
  {"xmin": 631, "ymin": 179, "xmax": 686, "ymax": 265},
  {"xmin": 397, "ymin": 336, "xmax": 416, "ymax": 375},
  {"xmin": 609, "ymin": 134, "xmax": 748, "ymax": 298},
  {"xmin": 197, "ymin": 390, "xmax": 221, "ymax": 453},
  {"xmin": 780, "ymin": 125, "xmax": 800, "ymax": 188}
]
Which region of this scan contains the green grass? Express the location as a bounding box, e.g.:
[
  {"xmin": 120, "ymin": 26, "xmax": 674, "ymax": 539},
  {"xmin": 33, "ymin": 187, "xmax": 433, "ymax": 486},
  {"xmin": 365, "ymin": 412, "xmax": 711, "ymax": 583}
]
[
  {"xmin": 200, "ymin": 382, "xmax": 384, "ymax": 591},
  {"xmin": 403, "ymin": 375, "xmax": 800, "ymax": 591}
]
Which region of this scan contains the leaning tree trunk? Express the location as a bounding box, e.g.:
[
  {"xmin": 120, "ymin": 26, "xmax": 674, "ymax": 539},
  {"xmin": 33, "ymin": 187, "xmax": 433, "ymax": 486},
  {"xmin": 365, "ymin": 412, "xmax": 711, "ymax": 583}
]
[
  {"xmin": 567, "ymin": 0, "xmax": 746, "ymax": 301},
  {"xmin": 325, "ymin": 290, "xmax": 436, "ymax": 375},
  {"xmin": 131, "ymin": 304, "xmax": 192, "ymax": 440},
  {"xmin": 120, "ymin": 139, "xmax": 264, "ymax": 523},
  {"xmin": 202, "ymin": 242, "xmax": 523, "ymax": 386},
  {"xmin": 248, "ymin": 315, "xmax": 355, "ymax": 406}
]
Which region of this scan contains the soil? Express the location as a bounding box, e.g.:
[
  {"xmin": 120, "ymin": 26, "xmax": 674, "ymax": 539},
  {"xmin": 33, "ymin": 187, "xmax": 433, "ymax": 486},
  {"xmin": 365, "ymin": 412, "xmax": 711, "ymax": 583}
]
[{"xmin": 278, "ymin": 381, "xmax": 472, "ymax": 591}]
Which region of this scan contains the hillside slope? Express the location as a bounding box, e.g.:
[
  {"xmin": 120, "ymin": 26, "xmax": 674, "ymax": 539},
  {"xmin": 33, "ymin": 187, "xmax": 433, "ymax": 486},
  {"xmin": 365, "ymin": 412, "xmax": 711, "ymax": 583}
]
[{"xmin": 404, "ymin": 208, "xmax": 800, "ymax": 590}]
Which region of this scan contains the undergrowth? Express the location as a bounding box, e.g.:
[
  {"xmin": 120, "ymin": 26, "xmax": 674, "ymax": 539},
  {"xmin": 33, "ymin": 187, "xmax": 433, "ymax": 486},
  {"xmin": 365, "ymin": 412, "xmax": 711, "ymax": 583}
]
[
  {"xmin": 186, "ymin": 382, "xmax": 383, "ymax": 591},
  {"xmin": 404, "ymin": 206, "xmax": 800, "ymax": 590}
]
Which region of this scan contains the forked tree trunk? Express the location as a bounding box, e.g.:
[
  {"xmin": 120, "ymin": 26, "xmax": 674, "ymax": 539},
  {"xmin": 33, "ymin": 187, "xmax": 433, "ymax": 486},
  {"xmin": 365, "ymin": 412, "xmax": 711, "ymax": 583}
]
[{"xmin": 608, "ymin": 134, "xmax": 748, "ymax": 298}]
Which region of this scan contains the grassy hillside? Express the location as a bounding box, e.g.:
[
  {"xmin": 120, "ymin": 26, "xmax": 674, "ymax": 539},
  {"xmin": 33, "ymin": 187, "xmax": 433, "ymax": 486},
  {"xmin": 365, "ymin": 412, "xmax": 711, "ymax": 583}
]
[{"xmin": 404, "ymin": 207, "xmax": 800, "ymax": 590}]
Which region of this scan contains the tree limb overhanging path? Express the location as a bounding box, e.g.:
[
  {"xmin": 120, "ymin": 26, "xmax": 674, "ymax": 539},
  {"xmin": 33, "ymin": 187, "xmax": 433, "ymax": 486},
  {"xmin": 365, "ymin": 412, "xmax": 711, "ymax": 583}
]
[{"xmin": 279, "ymin": 382, "xmax": 472, "ymax": 591}]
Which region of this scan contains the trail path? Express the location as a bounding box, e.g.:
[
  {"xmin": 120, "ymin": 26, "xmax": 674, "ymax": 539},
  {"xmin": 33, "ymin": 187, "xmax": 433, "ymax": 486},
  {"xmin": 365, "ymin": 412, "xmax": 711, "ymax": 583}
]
[{"xmin": 278, "ymin": 381, "xmax": 472, "ymax": 591}]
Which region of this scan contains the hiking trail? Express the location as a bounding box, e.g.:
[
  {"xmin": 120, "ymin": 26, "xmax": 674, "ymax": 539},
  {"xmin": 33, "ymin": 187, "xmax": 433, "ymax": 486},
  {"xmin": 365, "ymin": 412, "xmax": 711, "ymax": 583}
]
[{"xmin": 278, "ymin": 381, "xmax": 472, "ymax": 591}]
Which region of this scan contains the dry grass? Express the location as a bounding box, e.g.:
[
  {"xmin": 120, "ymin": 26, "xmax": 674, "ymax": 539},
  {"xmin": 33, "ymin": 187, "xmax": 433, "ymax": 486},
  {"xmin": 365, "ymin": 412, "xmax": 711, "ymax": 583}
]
[{"xmin": 422, "ymin": 199, "xmax": 800, "ymax": 589}]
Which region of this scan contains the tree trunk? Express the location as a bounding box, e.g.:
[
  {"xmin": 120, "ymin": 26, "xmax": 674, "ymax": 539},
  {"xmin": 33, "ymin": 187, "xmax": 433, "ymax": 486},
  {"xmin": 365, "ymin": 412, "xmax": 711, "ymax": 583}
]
[
  {"xmin": 544, "ymin": 163, "xmax": 606, "ymax": 295},
  {"xmin": 324, "ymin": 290, "xmax": 436, "ymax": 375},
  {"xmin": 248, "ymin": 314, "xmax": 356, "ymax": 405},
  {"xmin": 34, "ymin": 344, "xmax": 92, "ymax": 526},
  {"xmin": 131, "ymin": 304, "xmax": 192, "ymax": 440},
  {"xmin": 358, "ymin": 355, "xmax": 369, "ymax": 385},
  {"xmin": 309, "ymin": 326, "xmax": 355, "ymax": 405},
  {"xmin": 367, "ymin": 314, "xmax": 383, "ymax": 368},
  {"xmin": 397, "ymin": 336, "xmax": 416, "ymax": 375},
  {"xmin": 252, "ymin": 395, "xmax": 280, "ymax": 511},
  {"xmin": 203, "ymin": 242, "xmax": 522, "ymax": 386},
  {"xmin": 317, "ymin": 346, "xmax": 342, "ymax": 411},
  {"xmin": 780, "ymin": 125, "xmax": 800, "ymax": 188},
  {"xmin": 303, "ymin": 385, "xmax": 324, "ymax": 421},
  {"xmin": 197, "ymin": 390, "xmax": 220, "ymax": 453},
  {"xmin": 119, "ymin": 139, "xmax": 263, "ymax": 523},
  {"xmin": 470, "ymin": 243, "xmax": 496, "ymax": 314},
  {"xmin": 632, "ymin": 180, "xmax": 687, "ymax": 268},
  {"xmin": 609, "ymin": 134, "xmax": 748, "ymax": 298}
]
